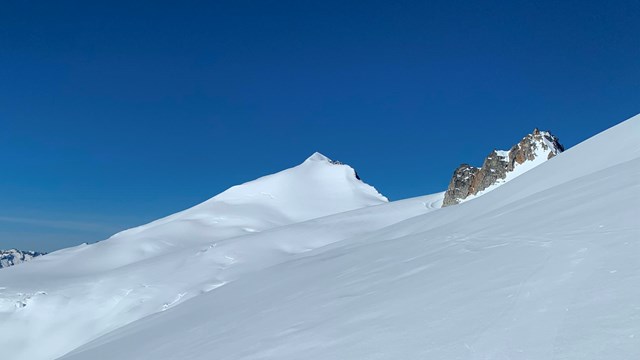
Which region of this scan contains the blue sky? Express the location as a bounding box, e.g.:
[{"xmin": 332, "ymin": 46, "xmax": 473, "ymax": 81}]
[{"xmin": 1, "ymin": 0, "xmax": 638, "ymax": 252}]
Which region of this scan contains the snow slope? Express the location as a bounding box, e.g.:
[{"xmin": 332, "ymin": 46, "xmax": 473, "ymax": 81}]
[
  {"xmin": 61, "ymin": 114, "xmax": 640, "ymax": 360},
  {"xmin": 0, "ymin": 152, "xmax": 441, "ymax": 360}
]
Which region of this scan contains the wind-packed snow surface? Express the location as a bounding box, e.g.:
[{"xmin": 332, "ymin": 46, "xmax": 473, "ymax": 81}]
[{"xmin": 3, "ymin": 115, "xmax": 640, "ymax": 360}]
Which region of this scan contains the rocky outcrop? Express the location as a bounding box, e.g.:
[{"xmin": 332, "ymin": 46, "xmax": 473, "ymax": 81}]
[
  {"xmin": 0, "ymin": 249, "xmax": 45, "ymax": 269},
  {"xmin": 443, "ymin": 129, "xmax": 564, "ymax": 207}
]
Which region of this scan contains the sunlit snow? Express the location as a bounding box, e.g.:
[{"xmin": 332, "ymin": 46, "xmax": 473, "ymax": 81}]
[{"xmin": 1, "ymin": 115, "xmax": 638, "ymax": 360}]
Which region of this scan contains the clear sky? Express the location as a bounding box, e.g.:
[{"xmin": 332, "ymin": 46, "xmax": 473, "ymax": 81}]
[{"xmin": 1, "ymin": 0, "xmax": 638, "ymax": 252}]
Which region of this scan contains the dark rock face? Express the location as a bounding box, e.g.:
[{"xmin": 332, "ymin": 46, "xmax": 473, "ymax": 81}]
[
  {"xmin": 0, "ymin": 249, "xmax": 45, "ymax": 269},
  {"xmin": 442, "ymin": 164, "xmax": 480, "ymax": 206},
  {"xmin": 442, "ymin": 129, "xmax": 564, "ymax": 207}
]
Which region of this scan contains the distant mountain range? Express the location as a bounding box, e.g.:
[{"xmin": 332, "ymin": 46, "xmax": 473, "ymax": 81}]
[{"xmin": 0, "ymin": 249, "xmax": 45, "ymax": 269}]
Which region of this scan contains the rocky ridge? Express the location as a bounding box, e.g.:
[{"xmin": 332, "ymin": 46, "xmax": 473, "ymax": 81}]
[{"xmin": 443, "ymin": 128, "xmax": 564, "ymax": 207}]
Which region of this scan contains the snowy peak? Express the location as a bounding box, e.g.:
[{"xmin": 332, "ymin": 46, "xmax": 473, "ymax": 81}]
[
  {"xmin": 211, "ymin": 152, "xmax": 387, "ymax": 211},
  {"xmin": 104, "ymin": 152, "xmax": 387, "ymax": 265},
  {"xmin": 443, "ymin": 128, "xmax": 564, "ymax": 206},
  {"xmin": 304, "ymin": 151, "xmax": 332, "ymax": 162},
  {"xmin": 0, "ymin": 249, "xmax": 45, "ymax": 269}
]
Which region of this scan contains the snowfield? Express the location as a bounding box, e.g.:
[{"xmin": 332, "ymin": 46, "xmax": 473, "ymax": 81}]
[{"xmin": 2, "ymin": 115, "xmax": 639, "ymax": 360}]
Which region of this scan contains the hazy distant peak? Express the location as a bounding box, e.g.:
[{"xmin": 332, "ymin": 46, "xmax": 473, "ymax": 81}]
[{"xmin": 0, "ymin": 249, "xmax": 45, "ymax": 269}]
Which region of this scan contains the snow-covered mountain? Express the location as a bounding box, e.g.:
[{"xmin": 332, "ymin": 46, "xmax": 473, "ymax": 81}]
[
  {"xmin": 0, "ymin": 152, "xmax": 415, "ymax": 360},
  {"xmin": 443, "ymin": 128, "xmax": 564, "ymax": 206},
  {"xmin": 0, "ymin": 249, "xmax": 45, "ymax": 269},
  {"xmin": 61, "ymin": 115, "xmax": 639, "ymax": 360},
  {"xmin": 1, "ymin": 115, "xmax": 638, "ymax": 360}
]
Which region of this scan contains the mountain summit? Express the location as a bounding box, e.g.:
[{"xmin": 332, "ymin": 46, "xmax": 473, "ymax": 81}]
[
  {"xmin": 207, "ymin": 151, "xmax": 387, "ymax": 220},
  {"xmin": 443, "ymin": 129, "xmax": 564, "ymax": 206},
  {"xmin": 304, "ymin": 151, "xmax": 332, "ymax": 162}
]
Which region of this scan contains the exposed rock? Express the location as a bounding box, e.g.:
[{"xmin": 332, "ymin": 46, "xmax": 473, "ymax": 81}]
[
  {"xmin": 442, "ymin": 129, "xmax": 564, "ymax": 207},
  {"xmin": 0, "ymin": 249, "xmax": 45, "ymax": 269},
  {"xmin": 442, "ymin": 164, "xmax": 480, "ymax": 206}
]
